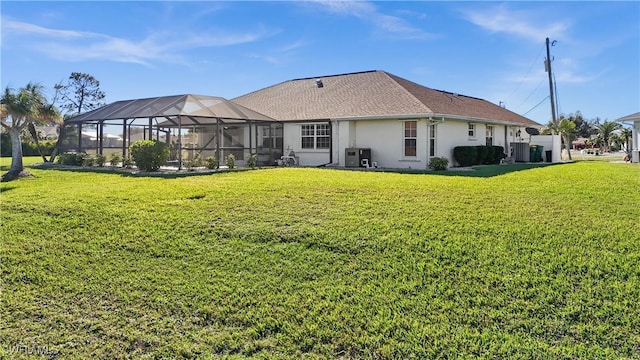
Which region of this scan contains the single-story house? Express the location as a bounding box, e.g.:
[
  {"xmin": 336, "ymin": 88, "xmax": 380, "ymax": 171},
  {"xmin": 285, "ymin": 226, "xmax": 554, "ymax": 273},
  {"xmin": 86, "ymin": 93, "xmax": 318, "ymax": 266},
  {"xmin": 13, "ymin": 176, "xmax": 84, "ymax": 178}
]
[
  {"xmin": 616, "ymin": 112, "xmax": 640, "ymax": 163},
  {"xmin": 233, "ymin": 70, "xmax": 541, "ymax": 168},
  {"xmin": 63, "ymin": 70, "xmax": 544, "ymax": 168}
]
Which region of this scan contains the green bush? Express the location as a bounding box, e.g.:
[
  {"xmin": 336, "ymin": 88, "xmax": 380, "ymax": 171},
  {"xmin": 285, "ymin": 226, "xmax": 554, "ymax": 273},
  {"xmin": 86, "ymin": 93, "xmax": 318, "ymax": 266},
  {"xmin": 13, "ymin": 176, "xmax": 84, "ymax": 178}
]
[
  {"xmin": 95, "ymin": 154, "xmax": 106, "ymax": 167},
  {"xmin": 205, "ymin": 156, "xmax": 218, "ymax": 170},
  {"xmin": 429, "ymin": 156, "xmax": 449, "ymax": 170},
  {"xmin": 123, "ymin": 157, "xmax": 134, "ymax": 169},
  {"xmin": 476, "ymin": 145, "xmax": 489, "ymax": 165},
  {"xmin": 225, "ymin": 154, "xmax": 235, "ymax": 169},
  {"xmin": 453, "ymin": 146, "xmax": 477, "ymax": 167},
  {"xmin": 109, "ymin": 153, "xmax": 122, "ymax": 166},
  {"xmin": 185, "ymin": 154, "xmax": 203, "ymax": 171},
  {"xmin": 246, "ymin": 153, "xmax": 258, "ymax": 169},
  {"xmin": 58, "ymin": 152, "xmax": 86, "ymax": 166},
  {"xmin": 491, "ymin": 146, "xmax": 505, "ymax": 164},
  {"xmin": 454, "ymin": 145, "xmax": 505, "ymax": 166},
  {"xmin": 130, "ymin": 140, "xmax": 169, "ymax": 172},
  {"xmin": 82, "ymin": 155, "xmax": 96, "ymax": 167}
]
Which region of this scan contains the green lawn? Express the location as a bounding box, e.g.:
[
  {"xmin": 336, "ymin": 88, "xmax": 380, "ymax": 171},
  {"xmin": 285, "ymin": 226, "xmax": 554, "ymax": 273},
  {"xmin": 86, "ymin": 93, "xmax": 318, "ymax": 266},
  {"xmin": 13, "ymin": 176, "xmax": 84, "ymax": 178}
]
[{"xmin": 1, "ymin": 158, "xmax": 639, "ymax": 359}]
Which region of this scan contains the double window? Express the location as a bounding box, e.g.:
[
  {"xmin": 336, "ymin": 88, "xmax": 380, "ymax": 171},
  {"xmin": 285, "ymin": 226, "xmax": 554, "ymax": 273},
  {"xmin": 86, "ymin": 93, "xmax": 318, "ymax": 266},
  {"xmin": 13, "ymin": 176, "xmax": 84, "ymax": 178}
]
[
  {"xmin": 404, "ymin": 121, "xmax": 417, "ymax": 157},
  {"xmin": 301, "ymin": 124, "xmax": 330, "ymax": 149}
]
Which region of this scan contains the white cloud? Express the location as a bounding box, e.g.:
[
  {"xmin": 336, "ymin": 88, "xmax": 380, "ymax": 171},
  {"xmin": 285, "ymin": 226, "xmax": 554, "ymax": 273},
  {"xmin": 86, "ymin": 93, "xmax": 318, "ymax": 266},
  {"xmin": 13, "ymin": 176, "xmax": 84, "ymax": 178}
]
[
  {"xmin": 460, "ymin": 4, "xmax": 570, "ymax": 42},
  {"xmin": 1, "ymin": 17, "xmax": 274, "ymax": 66},
  {"xmin": 310, "ymin": 0, "xmax": 437, "ymax": 40}
]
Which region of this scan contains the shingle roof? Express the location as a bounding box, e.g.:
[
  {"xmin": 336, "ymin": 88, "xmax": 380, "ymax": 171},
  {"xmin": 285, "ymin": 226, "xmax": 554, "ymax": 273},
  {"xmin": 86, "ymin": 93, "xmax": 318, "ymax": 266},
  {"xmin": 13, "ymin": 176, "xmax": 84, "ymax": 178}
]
[{"xmin": 233, "ymin": 70, "xmax": 539, "ymax": 126}]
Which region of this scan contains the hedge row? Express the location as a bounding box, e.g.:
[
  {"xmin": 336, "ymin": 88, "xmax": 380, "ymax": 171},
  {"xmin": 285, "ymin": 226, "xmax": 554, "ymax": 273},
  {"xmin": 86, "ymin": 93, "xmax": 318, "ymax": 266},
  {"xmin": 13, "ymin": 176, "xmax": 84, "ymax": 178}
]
[{"xmin": 453, "ymin": 145, "xmax": 505, "ymax": 167}]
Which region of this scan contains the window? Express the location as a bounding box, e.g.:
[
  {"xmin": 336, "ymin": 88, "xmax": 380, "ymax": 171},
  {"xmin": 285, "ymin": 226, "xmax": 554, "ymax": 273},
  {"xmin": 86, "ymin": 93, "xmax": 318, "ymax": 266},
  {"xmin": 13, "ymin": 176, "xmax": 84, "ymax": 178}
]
[
  {"xmin": 468, "ymin": 123, "xmax": 476, "ymax": 138},
  {"xmin": 429, "ymin": 124, "xmax": 436, "ymax": 157},
  {"xmin": 404, "ymin": 121, "xmax": 417, "ymax": 157},
  {"xmin": 486, "ymin": 125, "xmax": 494, "ymax": 146},
  {"xmin": 301, "ymin": 124, "xmax": 330, "ymax": 149}
]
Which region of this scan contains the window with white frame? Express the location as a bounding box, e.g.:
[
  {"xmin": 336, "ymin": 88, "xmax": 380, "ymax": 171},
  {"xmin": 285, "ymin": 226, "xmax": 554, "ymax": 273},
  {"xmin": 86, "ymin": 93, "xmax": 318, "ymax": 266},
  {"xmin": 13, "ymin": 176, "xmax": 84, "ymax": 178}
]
[
  {"xmin": 429, "ymin": 124, "xmax": 436, "ymax": 157},
  {"xmin": 404, "ymin": 121, "xmax": 417, "ymax": 157},
  {"xmin": 301, "ymin": 124, "xmax": 330, "ymax": 149},
  {"xmin": 468, "ymin": 123, "xmax": 476, "ymax": 138},
  {"xmin": 486, "ymin": 125, "xmax": 494, "ymax": 146}
]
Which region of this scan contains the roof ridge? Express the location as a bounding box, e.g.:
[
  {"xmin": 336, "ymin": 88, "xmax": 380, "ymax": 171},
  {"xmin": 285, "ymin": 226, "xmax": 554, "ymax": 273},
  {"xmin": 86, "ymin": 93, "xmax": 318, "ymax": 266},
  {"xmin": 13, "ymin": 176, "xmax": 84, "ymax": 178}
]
[
  {"xmin": 381, "ymin": 71, "xmax": 434, "ymax": 113},
  {"xmin": 290, "ymin": 70, "xmax": 380, "ymax": 81}
]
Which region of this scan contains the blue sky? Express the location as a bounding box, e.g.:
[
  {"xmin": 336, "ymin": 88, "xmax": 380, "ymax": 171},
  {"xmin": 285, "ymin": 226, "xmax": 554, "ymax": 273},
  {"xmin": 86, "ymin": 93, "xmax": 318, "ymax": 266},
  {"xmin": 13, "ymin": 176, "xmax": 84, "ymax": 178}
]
[{"xmin": 2, "ymin": 1, "xmax": 638, "ymax": 125}]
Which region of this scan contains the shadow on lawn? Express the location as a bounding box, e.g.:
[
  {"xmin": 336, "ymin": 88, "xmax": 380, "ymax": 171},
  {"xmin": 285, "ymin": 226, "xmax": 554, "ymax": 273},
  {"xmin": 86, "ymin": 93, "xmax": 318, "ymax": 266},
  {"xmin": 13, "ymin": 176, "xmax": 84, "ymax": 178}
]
[
  {"xmin": 378, "ymin": 163, "xmax": 561, "ymax": 178},
  {"xmin": 30, "ymin": 163, "xmax": 252, "ymax": 179}
]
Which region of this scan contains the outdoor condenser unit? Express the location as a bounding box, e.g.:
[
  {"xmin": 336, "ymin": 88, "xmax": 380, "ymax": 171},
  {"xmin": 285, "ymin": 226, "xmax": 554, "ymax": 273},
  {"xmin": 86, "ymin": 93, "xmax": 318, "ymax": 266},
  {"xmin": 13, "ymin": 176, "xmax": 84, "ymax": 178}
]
[
  {"xmin": 345, "ymin": 148, "xmax": 372, "ymax": 167},
  {"xmin": 511, "ymin": 142, "xmax": 530, "ymax": 162}
]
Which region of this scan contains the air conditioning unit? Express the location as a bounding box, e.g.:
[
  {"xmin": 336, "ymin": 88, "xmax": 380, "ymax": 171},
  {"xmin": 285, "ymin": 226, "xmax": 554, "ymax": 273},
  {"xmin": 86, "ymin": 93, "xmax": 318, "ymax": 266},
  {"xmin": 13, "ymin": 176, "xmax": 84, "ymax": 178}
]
[
  {"xmin": 345, "ymin": 148, "xmax": 372, "ymax": 167},
  {"xmin": 511, "ymin": 142, "xmax": 530, "ymax": 162}
]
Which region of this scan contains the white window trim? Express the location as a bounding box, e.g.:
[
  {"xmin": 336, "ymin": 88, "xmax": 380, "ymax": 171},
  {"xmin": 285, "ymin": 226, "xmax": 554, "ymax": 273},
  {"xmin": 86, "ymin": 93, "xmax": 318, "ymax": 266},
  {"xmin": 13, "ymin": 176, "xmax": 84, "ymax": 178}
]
[
  {"xmin": 429, "ymin": 124, "xmax": 437, "ymax": 158},
  {"xmin": 468, "ymin": 123, "xmax": 476, "ymax": 139},
  {"xmin": 301, "ymin": 123, "xmax": 330, "ymax": 150},
  {"xmin": 403, "ymin": 120, "xmax": 418, "ymax": 158}
]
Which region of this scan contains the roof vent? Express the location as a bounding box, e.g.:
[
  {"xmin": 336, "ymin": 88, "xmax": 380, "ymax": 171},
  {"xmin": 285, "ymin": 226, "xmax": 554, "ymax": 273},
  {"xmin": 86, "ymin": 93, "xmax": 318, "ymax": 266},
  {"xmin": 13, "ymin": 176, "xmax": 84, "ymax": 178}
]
[{"xmin": 315, "ymin": 79, "xmax": 323, "ymax": 88}]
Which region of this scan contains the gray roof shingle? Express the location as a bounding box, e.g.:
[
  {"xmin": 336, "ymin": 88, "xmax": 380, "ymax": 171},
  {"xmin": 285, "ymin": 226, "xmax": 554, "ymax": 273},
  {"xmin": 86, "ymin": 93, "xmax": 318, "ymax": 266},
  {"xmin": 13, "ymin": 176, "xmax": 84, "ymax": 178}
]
[{"xmin": 233, "ymin": 70, "xmax": 539, "ymax": 126}]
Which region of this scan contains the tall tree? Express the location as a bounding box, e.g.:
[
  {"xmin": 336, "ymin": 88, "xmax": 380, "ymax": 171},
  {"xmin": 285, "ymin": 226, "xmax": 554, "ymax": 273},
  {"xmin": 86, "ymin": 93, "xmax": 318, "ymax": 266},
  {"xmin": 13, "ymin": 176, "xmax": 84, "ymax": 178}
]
[
  {"xmin": 1, "ymin": 83, "xmax": 61, "ymax": 180},
  {"xmin": 55, "ymin": 72, "xmax": 106, "ymax": 116},
  {"xmin": 595, "ymin": 120, "xmax": 622, "ymax": 153},
  {"xmin": 50, "ymin": 72, "xmax": 106, "ymax": 162}
]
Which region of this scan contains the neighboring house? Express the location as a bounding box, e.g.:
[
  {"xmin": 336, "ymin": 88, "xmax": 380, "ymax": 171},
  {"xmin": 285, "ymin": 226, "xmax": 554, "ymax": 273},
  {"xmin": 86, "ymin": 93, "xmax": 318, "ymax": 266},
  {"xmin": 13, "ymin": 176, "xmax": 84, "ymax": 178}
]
[
  {"xmin": 233, "ymin": 70, "xmax": 540, "ymax": 168},
  {"xmin": 616, "ymin": 112, "xmax": 640, "ymax": 163}
]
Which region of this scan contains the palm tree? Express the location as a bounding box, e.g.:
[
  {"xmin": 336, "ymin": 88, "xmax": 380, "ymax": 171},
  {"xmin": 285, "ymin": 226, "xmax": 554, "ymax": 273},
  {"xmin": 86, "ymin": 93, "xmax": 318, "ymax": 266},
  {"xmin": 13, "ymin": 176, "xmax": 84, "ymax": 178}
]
[
  {"xmin": 1, "ymin": 83, "xmax": 61, "ymax": 180},
  {"xmin": 620, "ymin": 127, "xmax": 633, "ymax": 153},
  {"xmin": 595, "ymin": 120, "xmax": 622, "ymax": 153},
  {"xmin": 547, "ymin": 117, "xmax": 577, "ymax": 160}
]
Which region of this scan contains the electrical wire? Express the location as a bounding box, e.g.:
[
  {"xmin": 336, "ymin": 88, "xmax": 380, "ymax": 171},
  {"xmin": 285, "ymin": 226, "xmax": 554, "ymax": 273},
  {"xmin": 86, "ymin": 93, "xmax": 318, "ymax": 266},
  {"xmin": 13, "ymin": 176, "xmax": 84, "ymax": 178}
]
[
  {"xmin": 506, "ymin": 43, "xmax": 545, "ymax": 105},
  {"xmin": 523, "ymin": 95, "xmax": 550, "ymax": 116},
  {"xmin": 514, "ymin": 77, "xmax": 545, "ymax": 111},
  {"xmin": 553, "ymin": 72, "xmax": 561, "ymax": 118}
]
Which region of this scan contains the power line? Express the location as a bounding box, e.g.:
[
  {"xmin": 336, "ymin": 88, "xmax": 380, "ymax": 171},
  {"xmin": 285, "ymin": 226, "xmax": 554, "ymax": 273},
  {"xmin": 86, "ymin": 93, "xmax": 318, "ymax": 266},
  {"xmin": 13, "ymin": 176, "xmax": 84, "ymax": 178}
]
[
  {"xmin": 553, "ymin": 72, "xmax": 561, "ymax": 117},
  {"xmin": 523, "ymin": 95, "xmax": 550, "ymax": 116},
  {"xmin": 506, "ymin": 43, "xmax": 545, "ymax": 104},
  {"xmin": 514, "ymin": 77, "xmax": 545, "ymax": 111}
]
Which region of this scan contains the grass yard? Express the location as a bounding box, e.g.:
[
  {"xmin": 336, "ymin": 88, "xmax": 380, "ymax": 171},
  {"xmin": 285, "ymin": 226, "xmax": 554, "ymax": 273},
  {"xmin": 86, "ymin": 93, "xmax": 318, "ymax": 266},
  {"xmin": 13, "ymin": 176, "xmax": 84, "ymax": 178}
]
[{"xmin": 1, "ymin": 158, "xmax": 639, "ymax": 359}]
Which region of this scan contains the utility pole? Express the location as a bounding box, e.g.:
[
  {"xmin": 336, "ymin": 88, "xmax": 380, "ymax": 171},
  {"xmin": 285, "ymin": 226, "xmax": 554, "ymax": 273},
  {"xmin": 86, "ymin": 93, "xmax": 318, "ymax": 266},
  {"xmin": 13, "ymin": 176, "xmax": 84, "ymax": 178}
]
[{"xmin": 545, "ymin": 37, "xmax": 557, "ymax": 125}]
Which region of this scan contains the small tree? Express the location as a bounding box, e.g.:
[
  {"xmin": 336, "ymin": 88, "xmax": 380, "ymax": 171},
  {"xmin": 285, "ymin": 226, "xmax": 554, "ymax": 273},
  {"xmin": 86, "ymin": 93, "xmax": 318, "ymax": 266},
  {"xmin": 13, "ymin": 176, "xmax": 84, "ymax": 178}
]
[
  {"xmin": 595, "ymin": 120, "xmax": 622, "ymax": 153},
  {"xmin": 1, "ymin": 83, "xmax": 61, "ymax": 180},
  {"xmin": 547, "ymin": 118, "xmax": 577, "ymax": 160},
  {"xmin": 130, "ymin": 140, "xmax": 169, "ymax": 171}
]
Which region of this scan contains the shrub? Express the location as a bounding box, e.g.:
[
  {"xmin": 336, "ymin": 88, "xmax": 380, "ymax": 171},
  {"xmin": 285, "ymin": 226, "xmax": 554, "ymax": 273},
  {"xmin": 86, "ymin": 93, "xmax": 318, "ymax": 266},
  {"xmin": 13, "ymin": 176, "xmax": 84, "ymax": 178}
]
[
  {"xmin": 491, "ymin": 146, "xmax": 505, "ymax": 164},
  {"xmin": 476, "ymin": 145, "xmax": 490, "ymax": 165},
  {"xmin": 205, "ymin": 156, "xmax": 218, "ymax": 170},
  {"xmin": 225, "ymin": 154, "xmax": 235, "ymax": 169},
  {"xmin": 246, "ymin": 154, "xmax": 258, "ymax": 169},
  {"xmin": 58, "ymin": 152, "xmax": 86, "ymax": 166},
  {"xmin": 123, "ymin": 157, "xmax": 134, "ymax": 169},
  {"xmin": 186, "ymin": 154, "xmax": 203, "ymax": 171},
  {"xmin": 82, "ymin": 155, "xmax": 95, "ymax": 167},
  {"xmin": 130, "ymin": 140, "xmax": 169, "ymax": 172},
  {"xmin": 429, "ymin": 157, "xmax": 449, "ymax": 170},
  {"xmin": 109, "ymin": 153, "xmax": 122, "ymax": 166},
  {"xmin": 95, "ymin": 154, "xmax": 106, "ymax": 167},
  {"xmin": 453, "ymin": 146, "xmax": 477, "ymax": 167}
]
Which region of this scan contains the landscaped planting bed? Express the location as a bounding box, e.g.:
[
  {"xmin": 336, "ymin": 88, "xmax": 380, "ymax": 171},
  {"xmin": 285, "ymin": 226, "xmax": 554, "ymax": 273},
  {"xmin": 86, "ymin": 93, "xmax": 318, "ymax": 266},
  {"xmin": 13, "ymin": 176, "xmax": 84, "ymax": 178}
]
[{"xmin": 1, "ymin": 158, "xmax": 639, "ymax": 358}]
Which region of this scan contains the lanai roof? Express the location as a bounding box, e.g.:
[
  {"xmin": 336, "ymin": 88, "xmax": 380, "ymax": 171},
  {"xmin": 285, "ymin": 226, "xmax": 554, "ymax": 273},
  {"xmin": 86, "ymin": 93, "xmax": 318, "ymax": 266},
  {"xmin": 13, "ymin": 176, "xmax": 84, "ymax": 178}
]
[
  {"xmin": 65, "ymin": 94, "xmax": 274, "ymax": 125},
  {"xmin": 233, "ymin": 70, "xmax": 540, "ymax": 126}
]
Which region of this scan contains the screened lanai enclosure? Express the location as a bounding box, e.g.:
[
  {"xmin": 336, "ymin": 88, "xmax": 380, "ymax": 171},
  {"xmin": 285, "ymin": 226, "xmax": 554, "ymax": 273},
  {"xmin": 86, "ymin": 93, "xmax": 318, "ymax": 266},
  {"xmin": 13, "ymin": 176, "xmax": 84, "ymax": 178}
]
[{"xmin": 60, "ymin": 95, "xmax": 283, "ymax": 168}]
